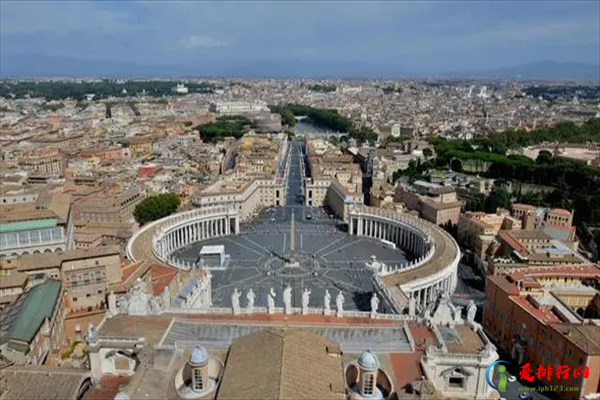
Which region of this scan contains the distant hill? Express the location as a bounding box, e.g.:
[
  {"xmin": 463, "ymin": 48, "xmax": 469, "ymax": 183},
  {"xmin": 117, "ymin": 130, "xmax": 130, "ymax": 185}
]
[
  {"xmin": 444, "ymin": 61, "xmax": 600, "ymax": 81},
  {"xmin": 1, "ymin": 53, "xmax": 598, "ymax": 81},
  {"xmin": 0, "ymin": 53, "xmax": 411, "ymax": 79},
  {"xmin": 0, "ymin": 54, "xmax": 191, "ymax": 78}
]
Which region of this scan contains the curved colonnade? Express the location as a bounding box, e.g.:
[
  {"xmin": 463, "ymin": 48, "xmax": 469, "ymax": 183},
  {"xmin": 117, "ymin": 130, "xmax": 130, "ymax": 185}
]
[
  {"xmin": 348, "ymin": 206, "xmax": 460, "ymax": 311},
  {"xmin": 127, "ymin": 205, "xmax": 459, "ymax": 312},
  {"xmin": 126, "ymin": 205, "xmax": 240, "ymax": 268}
]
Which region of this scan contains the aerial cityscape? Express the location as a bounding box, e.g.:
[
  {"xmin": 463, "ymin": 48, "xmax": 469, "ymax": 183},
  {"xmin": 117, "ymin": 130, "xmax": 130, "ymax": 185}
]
[{"xmin": 0, "ymin": 1, "xmax": 599, "ymax": 400}]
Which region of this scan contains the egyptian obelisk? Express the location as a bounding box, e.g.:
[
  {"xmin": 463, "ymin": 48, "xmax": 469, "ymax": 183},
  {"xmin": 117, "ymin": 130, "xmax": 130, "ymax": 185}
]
[{"xmin": 288, "ymin": 211, "xmax": 299, "ymax": 267}]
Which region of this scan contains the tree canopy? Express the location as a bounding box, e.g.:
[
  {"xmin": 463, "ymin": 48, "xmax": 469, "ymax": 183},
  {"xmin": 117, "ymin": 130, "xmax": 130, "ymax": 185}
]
[
  {"xmin": 308, "ymin": 84, "xmax": 337, "ymax": 93},
  {"xmin": 194, "ymin": 116, "xmax": 252, "ymax": 143},
  {"xmin": 430, "ymin": 118, "xmax": 600, "ymax": 257},
  {"xmin": 0, "ymin": 80, "xmax": 217, "ymax": 101},
  {"xmin": 133, "ymin": 193, "xmax": 181, "ymax": 225}
]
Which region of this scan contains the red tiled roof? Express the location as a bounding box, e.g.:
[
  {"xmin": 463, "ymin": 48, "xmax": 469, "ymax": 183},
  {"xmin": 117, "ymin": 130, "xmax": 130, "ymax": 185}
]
[
  {"xmin": 549, "ymin": 208, "xmax": 572, "ymax": 217},
  {"xmin": 148, "ymin": 264, "xmax": 177, "ymax": 296},
  {"xmin": 511, "ymin": 296, "xmax": 561, "ymax": 323},
  {"xmin": 506, "ymin": 264, "xmax": 600, "ymax": 282},
  {"xmin": 120, "ymin": 261, "xmax": 144, "ymax": 283},
  {"xmin": 499, "ymin": 231, "xmax": 528, "ymax": 256},
  {"xmin": 390, "ymin": 352, "xmax": 422, "ymax": 390},
  {"xmin": 84, "ymin": 375, "xmax": 131, "ymax": 400}
]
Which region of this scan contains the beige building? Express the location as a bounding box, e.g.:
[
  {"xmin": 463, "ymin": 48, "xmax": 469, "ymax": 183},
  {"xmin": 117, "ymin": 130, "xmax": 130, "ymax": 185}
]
[
  {"xmin": 487, "ymin": 230, "xmax": 589, "ymax": 276},
  {"xmin": 484, "ymin": 265, "xmax": 600, "ymax": 399},
  {"xmin": 74, "ymin": 187, "xmax": 144, "ymax": 224},
  {"xmin": 394, "ymin": 180, "xmax": 463, "ymax": 225},
  {"xmin": 304, "ymin": 139, "xmax": 365, "ymax": 221},
  {"xmin": 17, "ymin": 246, "xmax": 122, "ymax": 313},
  {"xmin": 193, "ymin": 134, "xmax": 288, "ymax": 220},
  {"xmin": 457, "ymin": 210, "xmax": 521, "ymax": 271},
  {"xmin": 129, "ymin": 137, "xmax": 154, "ymax": 158},
  {"xmin": 17, "ymin": 149, "xmax": 67, "ymax": 176}
]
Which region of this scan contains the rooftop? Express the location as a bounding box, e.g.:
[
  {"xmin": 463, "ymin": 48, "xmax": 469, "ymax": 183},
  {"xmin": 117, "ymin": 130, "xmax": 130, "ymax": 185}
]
[
  {"xmin": 0, "ymin": 365, "xmax": 90, "ymax": 400},
  {"xmin": 216, "ymin": 329, "xmax": 346, "ymax": 400},
  {"xmin": 551, "ymin": 323, "xmax": 600, "ymax": 355},
  {"xmin": 18, "ymin": 245, "xmax": 121, "ymax": 272},
  {"xmin": 0, "ymin": 280, "xmax": 62, "ymax": 348}
]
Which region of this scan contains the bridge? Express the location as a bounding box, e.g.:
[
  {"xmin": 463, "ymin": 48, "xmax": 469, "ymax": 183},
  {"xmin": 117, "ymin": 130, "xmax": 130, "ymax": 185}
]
[{"xmin": 294, "ymin": 116, "xmax": 309, "ymax": 121}]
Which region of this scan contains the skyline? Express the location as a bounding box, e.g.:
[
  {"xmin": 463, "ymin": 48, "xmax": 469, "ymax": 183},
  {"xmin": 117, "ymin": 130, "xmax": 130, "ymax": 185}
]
[{"xmin": 1, "ymin": 0, "xmax": 600, "ymax": 77}]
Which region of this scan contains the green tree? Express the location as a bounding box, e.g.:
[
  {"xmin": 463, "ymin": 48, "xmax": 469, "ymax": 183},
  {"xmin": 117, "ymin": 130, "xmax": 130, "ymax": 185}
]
[
  {"xmin": 450, "ymin": 158, "xmax": 463, "ymax": 172},
  {"xmin": 536, "ymin": 150, "xmax": 554, "ymax": 164},
  {"xmin": 133, "ymin": 193, "xmax": 181, "ymax": 225},
  {"xmin": 484, "ymin": 186, "xmax": 511, "ymax": 213},
  {"xmin": 422, "ymin": 148, "xmax": 433, "ymax": 159}
]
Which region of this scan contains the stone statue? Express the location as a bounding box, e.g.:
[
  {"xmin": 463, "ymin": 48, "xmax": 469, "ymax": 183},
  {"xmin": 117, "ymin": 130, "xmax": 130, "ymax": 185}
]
[
  {"xmin": 370, "ymin": 293, "xmax": 380, "ymax": 317},
  {"xmin": 128, "ymin": 278, "xmax": 151, "ymax": 316},
  {"xmin": 324, "ymin": 290, "xmax": 331, "ymax": 315},
  {"xmin": 408, "ymin": 294, "xmax": 417, "ymax": 317},
  {"xmin": 86, "ymin": 322, "xmax": 97, "ymax": 344},
  {"xmin": 283, "ymin": 285, "xmax": 292, "ymax": 315},
  {"xmin": 108, "ymin": 291, "xmax": 117, "ymax": 316},
  {"xmin": 455, "ymin": 306, "xmax": 463, "ymax": 323},
  {"xmin": 423, "ymin": 303, "xmax": 432, "ymax": 320},
  {"xmin": 302, "ymin": 288, "xmax": 311, "ymax": 314},
  {"xmin": 231, "ymin": 288, "xmax": 241, "ymax": 315},
  {"xmin": 162, "ymin": 287, "xmax": 171, "ymax": 310},
  {"xmin": 246, "ymin": 289, "xmax": 255, "ymax": 314},
  {"xmin": 267, "ymin": 288, "xmax": 276, "ymax": 314},
  {"xmin": 467, "ymin": 300, "xmax": 477, "ymax": 323},
  {"xmin": 336, "ymin": 291, "xmax": 345, "ymax": 317}
]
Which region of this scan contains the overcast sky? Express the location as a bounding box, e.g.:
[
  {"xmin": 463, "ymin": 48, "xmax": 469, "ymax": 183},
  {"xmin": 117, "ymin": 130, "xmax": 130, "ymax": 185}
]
[{"xmin": 1, "ymin": 0, "xmax": 599, "ymax": 72}]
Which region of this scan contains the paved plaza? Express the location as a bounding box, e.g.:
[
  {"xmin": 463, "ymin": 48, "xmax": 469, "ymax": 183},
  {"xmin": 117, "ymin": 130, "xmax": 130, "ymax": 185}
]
[
  {"xmin": 172, "ymin": 139, "xmax": 414, "ymax": 311},
  {"xmin": 173, "ymin": 207, "xmax": 413, "ymax": 311}
]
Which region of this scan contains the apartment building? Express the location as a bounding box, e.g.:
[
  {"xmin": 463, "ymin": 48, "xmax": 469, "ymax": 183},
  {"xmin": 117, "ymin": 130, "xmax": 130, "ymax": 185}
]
[
  {"xmin": 209, "ymin": 101, "xmax": 269, "ymax": 116},
  {"xmin": 394, "ymin": 180, "xmax": 463, "ymax": 225},
  {"xmin": 74, "ymin": 187, "xmax": 144, "ymax": 224},
  {"xmin": 193, "ymin": 135, "xmax": 287, "ymax": 219},
  {"xmin": 483, "ymin": 265, "xmax": 600, "ymax": 399},
  {"xmin": 487, "ymin": 230, "xmax": 589, "ymax": 276},
  {"xmin": 129, "ymin": 137, "xmax": 154, "ymax": 158},
  {"xmin": 17, "ymin": 246, "xmax": 122, "ymax": 313},
  {"xmin": 511, "ymin": 204, "xmax": 577, "ymax": 244},
  {"xmin": 17, "ymin": 149, "xmax": 67, "ymax": 176},
  {"xmin": 304, "ymin": 139, "xmax": 364, "ymax": 220},
  {"xmin": 457, "ymin": 210, "xmax": 521, "ymax": 271},
  {"xmin": 194, "ymin": 177, "xmax": 285, "ymax": 220}
]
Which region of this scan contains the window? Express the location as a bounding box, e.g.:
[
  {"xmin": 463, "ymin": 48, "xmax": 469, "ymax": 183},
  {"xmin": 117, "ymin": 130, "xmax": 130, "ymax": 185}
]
[
  {"xmin": 193, "ymin": 368, "xmax": 203, "ymax": 392},
  {"xmin": 363, "ymin": 373, "xmax": 374, "ymax": 396},
  {"xmin": 86, "ymin": 293, "xmax": 91, "ymax": 298},
  {"xmin": 449, "ymin": 377, "xmax": 464, "ymax": 389}
]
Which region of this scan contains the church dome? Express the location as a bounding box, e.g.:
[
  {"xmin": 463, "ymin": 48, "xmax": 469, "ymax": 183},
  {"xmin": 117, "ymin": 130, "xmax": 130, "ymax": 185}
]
[
  {"xmin": 114, "ymin": 391, "xmax": 130, "ymax": 400},
  {"xmin": 358, "ymin": 350, "xmax": 380, "ymax": 371},
  {"xmin": 189, "ymin": 345, "xmax": 209, "ymax": 366}
]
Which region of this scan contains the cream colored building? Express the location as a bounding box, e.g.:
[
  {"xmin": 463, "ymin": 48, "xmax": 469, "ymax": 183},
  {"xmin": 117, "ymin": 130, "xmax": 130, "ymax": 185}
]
[
  {"xmin": 193, "ymin": 134, "xmax": 287, "ymax": 221},
  {"xmin": 395, "ymin": 181, "xmax": 463, "ymax": 226},
  {"xmin": 457, "ymin": 210, "xmax": 521, "ymax": 271},
  {"xmin": 17, "ymin": 246, "xmax": 122, "ymax": 313},
  {"xmin": 304, "ymin": 139, "xmax": 365, "ymax": 221}
]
